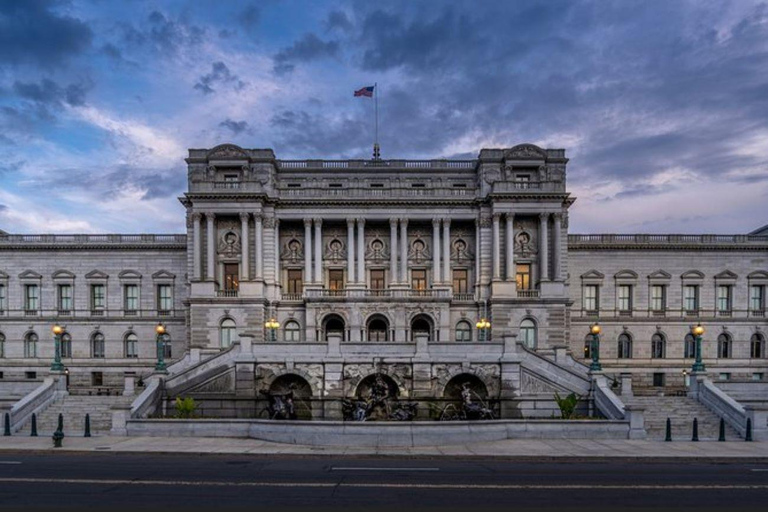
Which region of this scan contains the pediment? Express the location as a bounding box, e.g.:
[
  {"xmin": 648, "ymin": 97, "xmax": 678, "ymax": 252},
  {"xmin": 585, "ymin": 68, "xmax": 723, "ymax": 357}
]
[
  {"xmin": 0, "ymin": 270, "xmax": 8, "ymax": 279},
  {"xmin": 207, "ymin": 143, "xmax": 248, "ymax": 160},
  {"xmin": 85, "ymin": 270, "xmax": 109, "ymax": 280},
  {"xmin": 614, "ymin": 269, "xmax": 638, "ymax": 280},
  {"xmin": 748, "ymin": 271, "xmax": 768, "ymax": 279},
  {"xmin": 152, "ymin": 270, "xmax": 176, "ymax": 280},
  {"xmin": 118, "ymin": 270, "xmax": 143, "ymax": 279},
  {"xmin": 580, "ymin": 270, "xmax": 605, "ymax": 280},
  {"xmin": 714, "ymin": 270, "xmax": 738, "ymax": 280},
  {"xmin": 681, "ymin": 270, "xmax": 705, "ymax": 279},
  {"xmin": 504, "ymin": 144, "xmax": 547, "ymax": 160},
  {"xmin": 647, "ymin": 270, "xmax": 672, "ymax": 280},
  {"xmin": 52, "ymin": 269, "xmax": 76, "ymax": 280},
  {"xmin": 18, "ymin": 270, "xmax": 42, "ymax": 279}
]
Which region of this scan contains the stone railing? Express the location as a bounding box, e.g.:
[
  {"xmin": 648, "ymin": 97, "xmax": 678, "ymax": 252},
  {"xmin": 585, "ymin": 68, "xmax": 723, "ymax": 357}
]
[
  {"xmin": 517, "ymin": 290, "xmax": 540, "ymax": 298},
  {"xmin": 0, "ymin": 234, "xmax": 186, "ymax": 245},
  {"xmin": 572, "ymin": 308, "xmax": 764, "ymax": 320},
  {"xmin": 276, "ymin": 186, "xmax": 475, "ymax": 199},
  {"xmin": 9, "ymin": 377, "xmax": 60, "ymax": 432},
  {"xmin": 569, "ymin": 234, "xmax": 768, "ymax": 246},
  {"xmin": 592, "ymin": 374, "xmax": 646, "ymax": 439},
  {"xmin": 303, "ymin": 288, "xmax": 453, "ymax": 299},
  {"xmin": 278, "ymin": 159, "xmax": 477, "ymax": 170},
  {"xmin": 0, "ymin": 308, "xmax": 184, "ymax": 320},
  {"xmin": 688, "ymin": 375, "xmax": 763, "ymax": 439}
]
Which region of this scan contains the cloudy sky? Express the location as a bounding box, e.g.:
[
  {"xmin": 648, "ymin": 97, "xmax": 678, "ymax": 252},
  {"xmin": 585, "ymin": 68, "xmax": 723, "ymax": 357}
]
[{"xmin": 1, "ymin": 0, "xmax": 767, "ymax": 234}]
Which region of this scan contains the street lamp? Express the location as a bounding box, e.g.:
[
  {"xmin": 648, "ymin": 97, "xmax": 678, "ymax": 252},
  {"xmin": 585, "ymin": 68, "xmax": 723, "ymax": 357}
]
[
  {"xmin": 155, "ymin": 322, "xmax": 168, "ymax": 373},
  {"xmin": 51, "ymin": 324, "xmax": 64, "ymax": 372},
  {"xmin": 589, "ymin": 322, "xmax": 602, "ymax": 371},
  {"xmin": 265, "ymin": 318, "xmax": 280, "ymax": 342},
  {"xmin": 691, "ymin": 323, "xmax": 706, "ymax": 372},
  {"xmin": 476, "ymin": 318, "xmax": 491, "ymax": 342}
]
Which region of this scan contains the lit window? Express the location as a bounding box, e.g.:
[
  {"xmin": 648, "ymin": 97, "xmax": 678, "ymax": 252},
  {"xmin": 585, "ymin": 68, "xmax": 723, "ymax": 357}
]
[
  {"xmin": 516, "ymin": 264, "xmax": 531, "ymax": 291},
  {"xmin": 453, "ymin": 269, "xmax": 468, "ymax": 294},
  {"xmin": 287, "ymin": 270, "xmax": 303, "ymax": 294},
  {"xmin": 411, "ymin": 269, "xmax": 427, "ymax": 291}
]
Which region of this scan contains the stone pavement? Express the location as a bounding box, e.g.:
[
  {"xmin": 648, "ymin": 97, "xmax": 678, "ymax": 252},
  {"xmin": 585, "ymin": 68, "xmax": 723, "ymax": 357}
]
[{"xmin": 1, "ymin": 435, "xmax": 768, "ymax": 460}]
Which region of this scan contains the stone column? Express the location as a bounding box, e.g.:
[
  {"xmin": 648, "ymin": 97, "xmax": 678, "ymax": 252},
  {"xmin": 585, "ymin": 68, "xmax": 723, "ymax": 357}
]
[
  {"xmin": 539, "ymin": 213, "xmax": 549, "ymax": 281},
  {"xmin": 192, "ymin": 212, "xmax": 202, "ymax": 280},
  {"xmin": 505, "ymin": 213, "xmax": 515, "ymax": 281},
  {"xmin": 474, "ymin": 218, "xmax": 481, "ymax": 288},
  {"xmin": 206, "ymin": 212, "xmax": 216, "ymax": 281},
  {"xmin": 304, "ymin": 218, "xmax": 312, "ymax": 284},
  {"xmin": 492, "ymin": 213, "xmax": 501, "ymax": 281},
  {"xmin": 389, "ymin": 218, "xmax": 398, "ymax": 286},
  {"xmin": 314, "ymin": 219, "xmax": 323, "ymax": 285},
  {"xmin": 356, "ymin": 218, "xmax": 365, "ymax": 286},
  {"xmin": 400, "ymin": 218, "xmax": 409, "ymax": 283},
  {"xmin": 553, "ymin": 213, "xmax": 562, "ymax": 281},
  {"xmin": 239, "ymin": 213, "xmax": 250, "ymax": 281},
  {"xmin": 347, "ymin": 218, "xmax": 356, "ymax": 284},
  {"xmin": 442, "ymin": 219, "xmax": 451, "ymax": 284},
  {"xmin": 273, "ymin": 218, "xmax": 280, "ymax": 286},
  {"xmin": 432, "ymin": 218, "xmax": 441, "ymax": 285}
]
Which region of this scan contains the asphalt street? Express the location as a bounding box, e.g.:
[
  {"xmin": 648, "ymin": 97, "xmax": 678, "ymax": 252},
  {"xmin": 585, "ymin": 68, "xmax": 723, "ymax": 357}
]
[{"xmin": 0, "ymin": 452, "xmax": 767, "ymax": 510}]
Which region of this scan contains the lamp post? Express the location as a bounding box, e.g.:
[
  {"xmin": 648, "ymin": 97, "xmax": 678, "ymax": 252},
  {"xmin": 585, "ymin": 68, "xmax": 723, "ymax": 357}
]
[
  {"xmin": 589, "ymin": 322, "xmax": 602, "ymax": 372},
  {"xmin": 265, "ymin": 318, "xmax": 280, "ymax": 342},
  {"xmin": 476, "ymin": 318, "xmax": 491, "ymax": 342},
  {"xmin": 51, "ymin": 324, "xmax": 64, "ymax": 372},
  {"xmin": 691, "ymin": 323, "xmax": 706, "ymax": 372},
  {"xmin": 155, "ymin": 323, "xmax": 168, "ymax": 373}
]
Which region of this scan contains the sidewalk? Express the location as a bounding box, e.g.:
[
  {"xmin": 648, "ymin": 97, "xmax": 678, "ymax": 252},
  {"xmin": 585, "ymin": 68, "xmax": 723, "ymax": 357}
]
[{"xmin": 2, "ymin": 435, "xmax": 768, "ymax": 460}]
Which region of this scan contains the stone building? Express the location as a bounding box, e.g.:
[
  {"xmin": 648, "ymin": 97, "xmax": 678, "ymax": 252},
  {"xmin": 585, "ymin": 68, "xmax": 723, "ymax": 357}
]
[{"xmin": 0, "ymin": 143, "xmax": 765, "ymax": 419}]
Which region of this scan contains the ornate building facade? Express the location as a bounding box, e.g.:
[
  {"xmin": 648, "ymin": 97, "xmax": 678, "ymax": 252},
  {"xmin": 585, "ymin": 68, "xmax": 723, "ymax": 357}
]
[{"xmin": 0, "ymin": 143, "xmax": 766, "ymax": 418}]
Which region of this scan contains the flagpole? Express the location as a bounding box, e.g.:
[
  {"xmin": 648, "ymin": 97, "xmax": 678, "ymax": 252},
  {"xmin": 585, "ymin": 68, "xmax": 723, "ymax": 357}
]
[{"xmin": 373, "ymin": 82, "xmax": 379, "ymax": 159}]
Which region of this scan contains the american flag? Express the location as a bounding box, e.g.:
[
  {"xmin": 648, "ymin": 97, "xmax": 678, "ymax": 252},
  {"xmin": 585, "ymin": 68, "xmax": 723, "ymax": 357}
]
[{"xmin": 354, "ymin": 85, "xmax": 374, "ymax": 97}]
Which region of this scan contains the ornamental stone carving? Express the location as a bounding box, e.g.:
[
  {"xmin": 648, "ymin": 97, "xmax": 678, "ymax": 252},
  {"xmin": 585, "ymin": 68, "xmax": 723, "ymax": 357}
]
[
  {"xmin": 505, "ymin": 144, "xmax": 546, "ymax": 160},
  {"xmin": 217, "ymin": 230, "xmax": 241, "ymax": 257},
  {"xmin": 207, "ymin": 144, "xmax": 248, "ymax": 160},
  {"xmin": 325, "ymin": 238, "xmax": 346, "ymax": 263}
]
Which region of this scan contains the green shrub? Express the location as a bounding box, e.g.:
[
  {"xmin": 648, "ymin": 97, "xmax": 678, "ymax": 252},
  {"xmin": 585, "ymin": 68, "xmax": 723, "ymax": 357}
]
[
  {"xmin": 553, "ymin": 392, "xmax": 579, "ymax": 419},
  {"xmin": 174, "ymin": 396, "xmax": 197, "ymax": 419}
]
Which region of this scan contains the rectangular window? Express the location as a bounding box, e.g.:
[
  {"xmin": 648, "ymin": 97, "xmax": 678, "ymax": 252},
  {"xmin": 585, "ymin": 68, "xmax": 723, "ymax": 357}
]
[
  {"xmin": 583, "ymin": 285, "xmax": 598, "ymax": 311},
  {"xmin": 224, "ymin": 264, "xmax": 239, "ymax": 291},
  {"xmin": 370, "ymin": 269, "xmax": 385, "ymax": 290},
  {"xmin": 750, "ymin": 285, "xmax": 764, "ymax": 311},
  {"xmin": 91, "ymin": 284, "xmax": 105, "ymax": 310},
  {"xmin": 157, "ymin": 284, "xmax": 173, "ymax": 311},
  {"xmin": 453, "ymin": 269, "xmax": 468, "ymax": 294},
  {"xmin": 124, "ymin": 284, "xmax": 139, "ymax": 312},
  {"xmin": 370, "ymin": 183, "xmax": 384, "ymax": 188},
  {"xmin": 24, "ymin": 284, "xmax": 39, "ymax": 311},
  {"xmin": 287, "ymin": 270, "xmax": 303, "ymax": 294},
  {"xmin": 328, "ymin": 269, "xmax": 344, "ymax": 291},
  {"xmin": 163, "ymin": 337, "xmax": 172, "ymax": 359},
  {"xmin": 718, "ymin": 373, "xmax": 731, "ymax": 381},
  {"xmin": 716, "ymin": 285, "xmax": 731, "ymax": 312},
  {"xmin": 617, "ymin": 285, "xmax": 632, "ymax": 311},
  {"xmin": 411, "ymin": 269, "xmax": 427, "ymax": 291},
  {"xmin": 125, "ymin": 337, "xmax": 138, "ymax": 358},
  {"xmin": 516, "ymin": 264, "xmax": 531, "ymax": 290},
  {"xmin": 223, "ymin": 174, "xmax": 238, "ymax": 182},
  {"xmin": 26, "ymin": 371, "xmax": 37, "ymax": 380},
  {"xmin": 58, "ymin": 284, "xmax": 73, "ymax": 312},
  {"xmin": 652, "ymin": 373, "xmax": 665, "ymax": 387},
  {"xmin": 91, "ymin": 372, "xmax": 103, "ymax": 386},
  {"xmin": 650, "ymin": 285, "xmax": 666, "ymax": 311},
  {"xmin": 752, "ymin": 373, "xmax": 764, "ymax": 381},
  {"xmin": 683, "ymin": 285, "xmax": 699, "ymax": 312},
  {"xmin": 0, "ymin": 284, "xmax": 6, "ymax": 312}
]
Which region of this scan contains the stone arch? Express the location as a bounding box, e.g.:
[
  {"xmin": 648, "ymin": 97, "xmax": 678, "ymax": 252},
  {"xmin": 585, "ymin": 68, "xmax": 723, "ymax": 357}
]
[
  {"xmin": 410, "ymin": 313, "xmax": 435, "ymax": 342},
  {"xmin": 345, "ymin": 366, "xmax": 410, "ymax": 399},
  {"xmin": 266, "ymin": 373, "xmax": 314, "ymax": 420},
  {"xmin": 366, "ymin": 313, "xmax": 390, "ymax": 341},
  {"xmin": 353, "ymin": 373, "xmax": 401, "ymax": 400},
  {"xmin": 442, "ymin": 373, "xmax": 490, "ymax": 402},
  {"xmin": 435, "ymin": 365, "xmax": 501, "ymax": 398},
  {"xmin": 258, "ymin": 367, "xmax": 322, "ymax": 398},
  {"xmin": 321, "ymin": 313, "xmax": 346, "ymax": 341}
]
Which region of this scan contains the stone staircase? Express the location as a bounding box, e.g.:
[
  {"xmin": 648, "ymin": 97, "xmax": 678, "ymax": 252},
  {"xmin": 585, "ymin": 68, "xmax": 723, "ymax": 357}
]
[
  {"xmin": 626, "ymin": 396, "xmax": 741, "ymax": 441},
  {"xmin": 20, "ymin": 394, "xmax": 134, "ymax": 436}
]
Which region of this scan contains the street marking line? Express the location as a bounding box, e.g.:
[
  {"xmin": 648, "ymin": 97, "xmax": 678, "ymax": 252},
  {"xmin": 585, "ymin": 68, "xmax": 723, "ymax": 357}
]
[
  {"xmin": 751, "ymin": 469, "xmax": 768, "ymax": 472},
  {"xmin": 0, "ymin": 462, "xmax": 21, "ymax": 465},
  {"xmin": 331, "ymin": 467, "xmax": 440, "ymax": 472},
  {"xmin": 1, "ymin": 478, "xmax": 768, "ymax": 491}
]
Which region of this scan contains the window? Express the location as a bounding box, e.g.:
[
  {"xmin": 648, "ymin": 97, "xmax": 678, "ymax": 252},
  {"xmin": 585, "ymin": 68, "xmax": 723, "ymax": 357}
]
[
  {"xmin": 367, "ymin": 317, "xmax": 389, "ymax": 342},
  {"xmin": 125, "ymin": 333, "xmax": 138, "ymax": 358},
  {"xmin": 287, "ymin": 183, "xmax": 301, "ymax": 188},
  {"xmin": 24, "ymin": 284, "xmax": 39, "ymax": 311},
  {"xmin": 223, "ymin": 174, "xmax": 238, "ymax": 182},
  {"xmin": 718, "ymin": 373, "xmax": 731, "ymax": 381},
  {"xmin": 26, "ymin": 371, "xmax": 37, "ymax": 380},
  {"xmin": 651, "ymin": 333, "xmax": 666, "ymax": 359},
  {"xmin": 617, "ymin": 285, "xmax": 632, "ymax": 312},
  {"xmin": 91, "ymin": 284, "xmax": 105, "ymax": 310},
  {"xmin": 653, "ymin": 373, "xmax": 665, "ymax": 387},
  {"xmin": 717, "ymin": 333, "xmax": 731, "ymax": 359},
  {"xmin": 287, "ymin": 270, "xmax": 303, "ymax": 294},
  {"xmin": 617, "ymin": 333, "xmax": 632, "ymax": 359},
  {"xmin": 61, "ymin": 333, "xmax": 72, "ymax": 358},
  {"xmin": 328, "ymin": 269, "xmax": 344, "ymax": 291},
  {"xmin": 750, "ymin": 285, "xmax": 764, "ymax": 312},
  {"xmin": 456, "ymin": 321, "xmax": 472, "ymax": 342},
  {"xmin": 92, "ymin": 332, "xmax": 105, "ymax": 358},
  {"xmin": 220, "ymin": 318, "xmax": 236, "ymax": 347},
  {"xmin": 370, "ymin": 183, "xmax": 384, "ymax": 188},
  {"xmin": 411, "ymin": 183, "xmax": 425, "ymax": 188},
  {"xmin": 0, "ymin": 284, "xmax": 6, "ymax": 312},
  {"xmin": 453, "ymin": 269, "xmax": 468, "ymax": 294},
  {"xmin": 751, "ymin": 333, "xmax": 765, "ymax": 359},
  {"xmin": 157, "ymin": 284, "xmax": 173, "ymax": 312},
  {"xmin": 328, "ymin": 183, "xmax": 343, "ymax": 188},
  {"xmin": 58, "ymin": 284, "xmax": 73, "ymax": 312},
  {"xmin": 0, "ymin": 333, "xmax": 5, "ymax": 358},
  {"xmin": 683, "ymin": 285, "xmax": 699, "ymax": 312},
  {"xmin": 24, "ymin": 332, "xmax": 38, "ymax": 358},
  {"xmin": 284, "ymin": 321, "xmax": 301, "ymax": 342},
  {"xmin": 124, "ymin": 284, "xmax": 139, "ymax": 312},
  {"xmin": 411, "ymin": 269, "xmax": 427, "ymax": 291},
  {"xmin": 752, "ymin": 373, "xmax": 764, "ymax": 381},
  {"xmin": 520, "ymin": 319, "xmax": 537, "ymax": 349},
  {"xmin": 162, "ymin": 334, "xmax": 172, "ymax": 359},
  {"xmin": 224, "ymin": 263, "xmax": 239, "ymax": 291},
  {"xmin": 684, "ymin": 333, "xmax": 696, "ymax": 358},
  {"xmin": 91, "ymin": 372, "xmax": 103, "ymax": 386},
  {"xmin": 583, "ymin": 285, "xmax": 598, "ymax": 311},
  {"xmin": 516, "ymin": 174, "xmax": 531, "ymax": 189},
  {"xmin": 370, "ymin": 269, "xmax": 385, "ymax": 290},
  {"xmin": 583, "ymin": 335, "xmax": 592, "ymax": 359},
  {"xmin": 716, "ymin": 285, "xmax": 732, "ymax": 312},
  {"xmin": 516, "ymin": 264, "xmax": 531, "ymax": 290},
  {"xmin": 650, "ymin": 285, "xmax": 666, "ymax": 311}
]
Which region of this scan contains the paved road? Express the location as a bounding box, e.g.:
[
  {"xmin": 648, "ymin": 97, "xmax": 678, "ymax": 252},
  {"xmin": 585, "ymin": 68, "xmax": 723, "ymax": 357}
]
[{"xmin": 0, "ymin": 453, "xmax": 767, "ymax": 510}]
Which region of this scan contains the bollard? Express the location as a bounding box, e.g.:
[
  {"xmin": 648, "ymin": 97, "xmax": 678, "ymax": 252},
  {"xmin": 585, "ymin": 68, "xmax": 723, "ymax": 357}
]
[
  {"xmin": 57, "ymin": 413, "xmax": 64, "ymax": 436},
  {"xmin": 745, "ymin": 418, "xmax": 753, "ymax": 442},
  {"xmin": 692, "ymin": 417, "xmax": 699, "ymax": 442},
  {"xmin": 665, "ymin": 418, "xmax": 672, "ymax": 442},
  {"xmin": 3, "ymin": 413, "xmax": 10, "ymax": 436},
  {"xmin": 30, "ymin": 413, "xmax": 38, "ymax": 437},
  {"xmin": 52, "ymin": 429, "xmax": 63, "ymax": 448},
  {"xmin": 718, "ymin": 418, "xmax": 725, "ymax": 442},
  {"xmin": 84, "ymin": 414, "xmax": 91, "ymax": 438}
]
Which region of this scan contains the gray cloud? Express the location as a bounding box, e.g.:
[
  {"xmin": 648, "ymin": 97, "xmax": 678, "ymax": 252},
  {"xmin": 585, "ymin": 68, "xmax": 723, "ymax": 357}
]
[
  {"xmin": 12, "ymin": 78, "xmax": 93, "ymax": 113},
  {"xmin": 273, "ymin": 33, "xmax": 340, "ymax": 75},
  {"xmin": 219, "ymin": 119, "xmax": 249, "ymax": 135},
  {"xmin": 238, "ymin": 4, "xmax": 260, "ymax": 29},
  {"xmin": 326, "ymin": 10, "xmax": 353, "ymax": 33},
  {"xmin": 194, "ymin": 61, "xmax": 246, "ymax": 94}
]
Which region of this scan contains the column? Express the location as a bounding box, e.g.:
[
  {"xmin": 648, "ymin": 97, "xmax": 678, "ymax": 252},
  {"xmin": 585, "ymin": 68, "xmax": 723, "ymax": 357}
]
[
  {"xmin": 192, "ymin": 213, "xmax": 202, "ymax": 280},
  {"xmin": 442, "ymin": 219, "xmax": 451, "ymax": 284},
  {"xmin": 304, "ymin": 218, "xmax": 312, "ymax": 284},
  {"xmin": 314, "ymin": 218, "xmax": 322, "ymax": 285},
  {"xmin": 206, "ymin": 212, "xmax": 216, "ymax": 281},
  {"xmin": 239, "ymin": 213, "xmax": 249, "ymax": 281},
  {"xmin": 492, "ymin": 213, "xmax": 501, "ymax": 280},
  {"xmin": 505, "ymin": 213, "xmax": 514, "ymax": 281},
  {"xmin": 399, "ymin": 218, "xmax": 408, "ymax": 283},
  {"xmin": 553, "ymin": 213, "xmax": 562, "ymax": 281},
  {"xmin": 474, "ymin": 217, "xmax": 481, "ymax": 288},
  {"xmin": 255, "ymin": 214, "xmax": 263, "ymax": 280},
  {"xmin": 539, "ymin": 213, "xmax": 549, "ymax": 282},
  {"xmin": 389, "ymin": 218, "xmax": 398, "ymax": 286},
  {"xmin": 356, "ymin": 218, "xmax": 365, "ymax": 286},
  {"xmin": 274, "ymin": 219, "xmax": 280, "ymax": 286},
  {"xmin": 432, "ymin": 218, "xmax": 441, "ymax": 285},
  {"xmin": 347, "ymin": 218, "xmax": 356, "ymax": 283}
]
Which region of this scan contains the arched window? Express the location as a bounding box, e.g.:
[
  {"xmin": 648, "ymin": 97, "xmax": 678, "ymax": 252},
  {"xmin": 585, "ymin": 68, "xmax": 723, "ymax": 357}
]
[
  {"xmin": 651, "ymin": 333, "xmax": 666, "ymax": 359},
  {"xmin": 92, "ymin": 332, "xmax": 105, "ymax": 358},
  {"xmin": 617, "ymin": 333, "xmax": 632, "ymax": 359},
  {"xmin": 367, "ymin": 316, "xmax": 389, "ymax": 342},
  {"xmin": 162, "ymin": 333, "xmax": 172, "ymax": 359},
  {"xmin": 284, "ymin": 321, "xmax": 301, "ymax": 342},
  {"xmin": 684, "ymin": 333, "xmax": 696, "ymax": 358},
  {"xmin": 125, "ymin": 333, "xmax": 138, "ymax": 358},
  {"xmin": 751, "ymin": 333, "xmax": 766, "ymax": 359},
  {"xmin": 0, "ymin": 332, "xmax": 5, "ymax": 358},
  {"xmin": 61, "ymin": 332, "xmax": 72, "ymax": 358},
  {"xmin": 520, "ymin": 319, "xmax": 537, "ymax": 349},
  {"xmin": 323, "ymin": 314, "xmax": 346, "ymax": 342},
  {"xmin": 411, "ymin": 314, "xmax": 433, "ymax": 342},
  {"xmin": 456, "ymin": 321, "xmax": 472, "ymax": 342},
  {"xmin": 717, "ymin": 333, "xmax": 731, "ymax": 359},
  {"xmin": 583, "ymin": 334, "xmax": 592, "ymax": 359},
  {"xmin": 24, "ymin": 332, "xmax": 38, "ymax": 358},
  {"xmin": 220, "ymin": 318, "xmax": 237, "ymax": 347}
]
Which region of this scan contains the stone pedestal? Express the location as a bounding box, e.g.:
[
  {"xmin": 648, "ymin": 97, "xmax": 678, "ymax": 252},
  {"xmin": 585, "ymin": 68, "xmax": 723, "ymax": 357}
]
[
  {"xmin": 686, "ymin": 371, "xmax": 707, "ymax": 399},
  {"xmin": 323, "ymin": 362, "xmax": 344, "ymax": 420},
  {"xmin": 110, "ymin": 404, "xmax": 132, "ymax": 436},
  {"xmin": 744, "ymin": 405, "xmax": 768, "ymax": 441},
  {"xmin": 491, "ymin": 280, "xmax": 517, "ymax": 298},
  {"xmin": 190, "ymin": 281, "xmax": 217, "ymax": 298},
  {"xmin": 624, "ymin": 405, "xmax": 647, "ymax": 439},
  {"xmin": 123, "ymin": 373, "xmax": 136, "ymax": 396},
  {"xmin": 620, "ymin": 373, "xmax": 633, "ymax": 397}
]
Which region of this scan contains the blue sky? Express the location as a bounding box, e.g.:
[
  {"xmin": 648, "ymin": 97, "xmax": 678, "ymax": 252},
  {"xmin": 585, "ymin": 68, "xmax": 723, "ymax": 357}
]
[{"xmin": 0, "ymin": 0, "xmax": 767, "ymax": 234}]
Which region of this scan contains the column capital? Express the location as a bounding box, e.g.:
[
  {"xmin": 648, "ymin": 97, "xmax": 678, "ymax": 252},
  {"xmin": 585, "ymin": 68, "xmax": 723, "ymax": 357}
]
[
  {"xmin": 356, "ymin": 217, "xmax": 366, "ymax": 226},
  {"xmin": 253, "ymin": 214, "xmax": 263, "ymax": 223},
  {"xmin": 399, "ymin": 218, "xmax": 409, "ymax": 226},
  {"xmin": 314, "ymin": 218, "xmax": 323, "ymax": 226},
  {"xmin": 205, "ymin": 212, "xmax": 216, "ymax": 221},
  {"xmin": 304, "ymin": 218, "xmax": 313, "ymax": 228},
  {"xmin": 492, "ymin": 212, "xmax": 502, "ymax": 221},
  {"xmin": 539, "ymin": 212, "xmax": 550, "ymax": 221},
  {"xmin": 263, "ymin": 217, "xmax": 276, "ymax": 228},
  {"xmin": 390, "ymin": 218, "xmax": 399, "ymax": 227},
  {"xmin": 239, "ymin": 212, "xmax": 250, "ymax": 222},
  {"xmin": 506, "ymin": 212, "xmax": 515, "ymax": 220},
  {"xmin": 442, "ymin": 218, "xmax": 451, "ymax": 227},
  {"xmin": 432, "ymin": 217, "xmax": 441, "ymax": 226},
  {"xmin": 191, "ymin": 212, "xmax": 203, "ymax": 222},
  {"xmin": 348, "ymin": 217, "xmax": 357, "ymax": 226}
]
